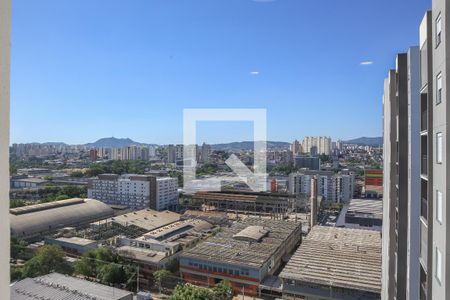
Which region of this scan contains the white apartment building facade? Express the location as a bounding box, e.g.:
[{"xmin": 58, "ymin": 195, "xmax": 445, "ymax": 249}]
[
  {"xmin": 109, "ymin": 145, "xmax": 150, "ymax": 161},
  {"xmin": 382, "ymin": 1, "xmax": 449, "ymax": 299},
  {"xmin": 301, "ymin": 136, "xmax": 332, "ymax": 155},
  {"xmin": 88, "ymin": 174, "xmax": 178, "ymax": 211},
  {"xmin": 289, "ymin": 170, "xmax": 354, "ymax": 204}
]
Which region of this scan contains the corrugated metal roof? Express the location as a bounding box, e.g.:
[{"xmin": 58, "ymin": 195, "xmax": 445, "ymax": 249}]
[
  {"xmin": 10, "ymin": 198, "xmax": 114, "ymax": 239},
  {"xmin": 280, "ymin": 226, "xmax": 382, "ymax": 294},
  {"xmin": 10, "ymin": 273, "xmax": 133, "ymax": 300}
]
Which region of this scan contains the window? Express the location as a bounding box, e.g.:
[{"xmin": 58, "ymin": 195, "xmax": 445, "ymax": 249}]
[
  {"xmin": 437, "ymin": 133, "xmax": 443, "ymax": 164},
  {"xmin": 437, "ymin": 73, "xmax": 443, "ymax": 104},
  {"xmin": 436, "ymin": 247, "xmax": 443, "ymax": 284},
  {"xmin": 436, "ymin": 13, "xmax": 442, "ymax": 47},
  {"xmin": 436, "ymin": 190, "xmax": 443, "ymax": 224}
]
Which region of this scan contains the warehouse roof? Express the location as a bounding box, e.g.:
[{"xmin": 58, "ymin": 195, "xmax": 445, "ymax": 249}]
[
  {"xmin": 116, "ymin": 245, "xmax": 168, "ymax": 265},
  {"xmin": 280, "ymin": 226, "xmax": 381, "ymax": 294},
  {"xmin": 10, "ymin": 272, "xmax": 133, "ymax": 300},
  {"xmin": 182, "ymin": 218, "xmax": 301, "ymax": 268},
  {"xmin": 233, "ymin": 226, "xmax": 269, "ymax": 243},
  {"xmin": 111, "ymin": 209, "xmax": 180, "ymax": 231},
  {"xmin": 10, "ymin": 198, "xmax": 114, "ymax": 239},
  {"xmin": 346, "ymin": 198, "xmax": 383, "ymax": 220},
  {"xmin": 142, "ymin": 219, "xmax": 213, "ymax": 241}
]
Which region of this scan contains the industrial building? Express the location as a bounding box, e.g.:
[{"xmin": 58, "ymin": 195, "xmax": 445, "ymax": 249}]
[
  {"xmin": 280, "ymin": 226, "xmax": 381, "ymax": 300},
  {"xmin": 336, "ymin": 198, "xmax": 383, "ymax": 231},
  {"xmin": 193, "ymin": 191, "xmax": 295, "ymax": 217},
  {"xmin": 85, "ymin": 209, "xmax": 182, "ymax": 241},
  {"xmin": 10, "ymin": 272, "xmax": 133, "ymax": 300},
  {"xmin": 88, "ymin": 174, "xmax": 178, "ymax": 210},
  {"xmin": 10, "ymin": 198, "xmax": 115, "ymax": 240},
  {"xmin": 363, "ymin": 169, "xmax": 383, "ymax": 197},
  {"xmin": 45, "ymin": 237, "xmax": 98, "ymax": 255},
  {"xmin": 180, "ymin": 218, "xmax": 302, "ymax": 296},
  {"xmin": 116, "ymin": 219, "xmax": 213, "ymax": 290}
]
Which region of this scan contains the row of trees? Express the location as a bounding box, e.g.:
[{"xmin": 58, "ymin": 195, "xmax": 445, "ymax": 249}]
[
  {"xmin": 11, "ymin": 244, "xmax": 73, "ymax": 281},
  {"xmin": 169, "ymin": 281, "xmax": 233, "ymax": 300},
  {"xmin": 11, "ymin": 241, "xmax": 234, "ymax": 299},
  {"xmin": 11, "ymin": 243, "xmax": 137, "ymax": 291},
  {"xmin": 10, "ymin": 185, "xmax": 87, "ymax": 208},
  {"xmin": 74, "ymin": 247, "xmax": 137, "ymax": 290},
  {"xmin": 85, "ymin": 160, "xmax": 153, "ymax": 177}
]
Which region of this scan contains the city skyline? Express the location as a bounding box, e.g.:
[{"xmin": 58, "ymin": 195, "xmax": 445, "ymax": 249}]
[{"xmin": 11, "ymin": 0, "xmax": 429, "ymax": 144}]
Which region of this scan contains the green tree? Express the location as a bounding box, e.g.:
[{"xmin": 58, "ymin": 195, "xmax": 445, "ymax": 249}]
[
  {"xmin": 97, "ymin": 263, "xmax": 126, "ymax": 285},
  {"xmin": 10, "ymin": 267, "xmax": 23, "ymax": 282},
  {"xmin": 154, "ymin": 269, "xmax": 171, "ymax": 293},
  {"xmin": 11, "ymin": 237, "xmax": 29, "ymax": 259},
  {"xmin": 213, "ymin": 280, "xmax": 233, "ymax": 300},
  {"xmin": 74, "ymin": 250, "xmax": 98, "ymax": 277},
  {"xmin": 70, "ymin": 171, "xmax": 84, "ymax": 178},
  {"xmin": 10, "ymin": 200, "xmax": 27, "ymax": 209},
  {"xmin": 22, "ymin": 245, "xmax": 73, "ymax": 278},
  {"xmin": 169, "ymin": 283, "xmax": 214, "ymax": 300}
]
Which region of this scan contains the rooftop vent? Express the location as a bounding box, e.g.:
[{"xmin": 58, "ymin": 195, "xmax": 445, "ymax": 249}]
[{"xmin": 232, "ymin": 226, "xmax": 269, "ymax": 243}]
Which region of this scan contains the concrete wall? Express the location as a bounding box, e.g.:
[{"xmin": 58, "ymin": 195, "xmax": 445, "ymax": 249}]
[
  {"xmin": 407, "ymin": 46, "xmax": 421, "ymax": 300},
  {"xmin": 382, "ymin": 70, "xmax": 397, "ymax": 300},
  {"xmin": 0, "ymin": 0, "xmax": 10, "ymax": 299},
  {"xmin": 432, "ymin": 0, "xmax": 449, "ymax": 299}
]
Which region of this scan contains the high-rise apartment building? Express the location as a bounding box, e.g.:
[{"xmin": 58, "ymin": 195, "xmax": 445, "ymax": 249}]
[
  {"xmin": 382, "ymin": 2, "xmax": 449, "ymax": 298},
  {"xmin": 290, "ymin": 140, "xmax": 302, "ymax": 156},
  {"xmin": 382, "ymin": 49, "xmax": 421, "ymax": 300},
  {"xmin": 109, "ymin": 145, "xmax": 150, "ymax": 161},
  {"xmin": 167, "ymin": 144, "xmax": 184, "ymax": 164},
  {"xmin": 199, "ymin": 143, "xmax": 211, "ymax": 163},
  {"xmin": 88, "ymin": 174, "xmax": 178, "ymax": 211},
  {"xmin": 301, "ymin": 136, "xmax": 332, "ymax": 155},
  {"xmin": 289, "ymin": 169, "xmax": 354, "ymax": 204}
]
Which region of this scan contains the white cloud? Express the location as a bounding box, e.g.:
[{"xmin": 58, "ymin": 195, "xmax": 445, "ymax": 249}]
[
  {"xmin": 360, "ymin": 60, "xmax": 374, "ymax": 66},
  {"xmin": 250, "ymin": 71, "xmax": 260, "ymax": 75}
]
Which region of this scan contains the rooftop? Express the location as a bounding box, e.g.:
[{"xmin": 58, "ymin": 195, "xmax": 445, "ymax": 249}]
[
  {"xmin": 10, "ymin": 198, "xmax": 115, "ymax": 239},
  {"xmin": 116, "ymin": 245, "xmax": 169, "ymax": 264},
  {"xmin": 10, "ymin": 272, "xmax": 133, "ymax": 300},
  {"xmin": 141, "ymin": 219, "xmax": 212, "ymax": 241},
  {"xmin": 110, "ymin": 209, "xmax": 181, "ymax": 231},
  {"xmin": 52, "ymin": 237, "xmax": 97, "ymax": 246},
  {"xmin": 182, "ymin": 218, "xmax": 301, "ymax": 268},
  {"xmin": 280, "ymin": 226, "xmax": 381, "ymax": 294},
  {"xmin": 12, "ymin": 177, "xmax": 47, "ymax": 183},
  {"xmin": 347, "ymin": 198, "xmax": 383, "ymax": 220}
]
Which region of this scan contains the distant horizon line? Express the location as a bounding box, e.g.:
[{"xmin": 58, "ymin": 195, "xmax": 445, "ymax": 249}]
[{"xmin": 10, "ymin": 136, "xmax": 383, "ymax": 146}]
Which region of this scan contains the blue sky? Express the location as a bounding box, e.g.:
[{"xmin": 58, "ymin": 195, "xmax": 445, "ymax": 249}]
[{"xmin": 11, "ymin": 0, "xmax": 431, "ymax": 145}]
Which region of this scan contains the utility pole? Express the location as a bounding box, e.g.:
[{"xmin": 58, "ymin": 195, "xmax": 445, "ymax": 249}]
[{"xmin": 136, "ymin": 265, "xmax": 139, "ymax": 292}]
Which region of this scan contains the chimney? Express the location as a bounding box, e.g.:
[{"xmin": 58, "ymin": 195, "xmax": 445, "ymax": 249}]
[{"xmin": 310, "ymin": 176, "xmax": 318, "ymax": 228}]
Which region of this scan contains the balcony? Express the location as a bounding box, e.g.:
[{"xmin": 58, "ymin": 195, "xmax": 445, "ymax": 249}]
[
  {"xmin": 421, "ymin": 110, "xmax": 428, "ymax": 132},
  {"xmin": 420, "ymin": 266, "xmax": 428, "ymax": 300},
  {"xmin": 421, "ymin": 197, "xmax": 428, "ymax": 220},
  {"xmin": 421, "ymin": 155, "xmax": 428, "ymax": 177}
]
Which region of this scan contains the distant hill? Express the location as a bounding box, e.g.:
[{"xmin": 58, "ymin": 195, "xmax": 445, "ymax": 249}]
[
  {"xmin": 85, "ymin": 137, "xmax": 142, "ymax": 148},
  {"xmin": 211, "ymin": 141, "xmax": 290, "ymax": 151},
  {"xmin": 344, "ymin": 137, "xmax": 382, "ymax": 146}
]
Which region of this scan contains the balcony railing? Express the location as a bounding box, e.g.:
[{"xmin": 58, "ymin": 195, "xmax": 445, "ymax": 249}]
[
  {"xmin": 421, "ymin": 197, "xmax": 428, "ymax": 220},
  {"xmin": 420, "ymin": 282, "xmax": 427, "ymax": 300},
  {"xmin": 421, "ymin": 110, "xmax": 428, "ymax": 132},
  {"xmin": 421, "ymin": 155, "xmax": 428, "ymax": 176}
]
